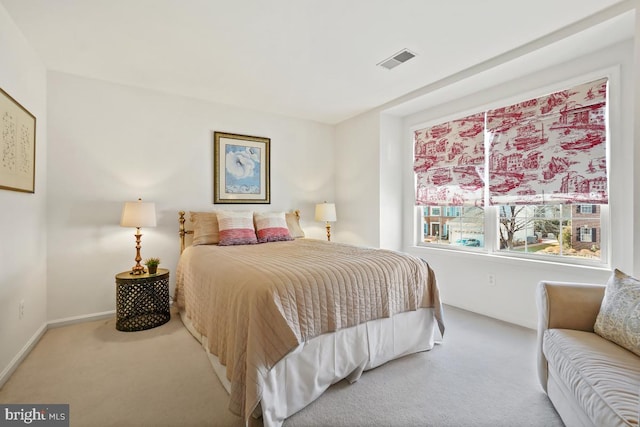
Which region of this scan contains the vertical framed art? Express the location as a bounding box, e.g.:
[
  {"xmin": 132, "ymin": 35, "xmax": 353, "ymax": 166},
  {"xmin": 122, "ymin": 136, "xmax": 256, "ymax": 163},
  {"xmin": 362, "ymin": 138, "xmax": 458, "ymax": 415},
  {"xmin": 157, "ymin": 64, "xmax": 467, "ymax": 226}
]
[
  {"xmin": 213, "ymin": 131, "xmax": 270, "ymax": 204},
  {"xmin": 0, "ymin": 87, "xmax": 36, "ymax": 193}
]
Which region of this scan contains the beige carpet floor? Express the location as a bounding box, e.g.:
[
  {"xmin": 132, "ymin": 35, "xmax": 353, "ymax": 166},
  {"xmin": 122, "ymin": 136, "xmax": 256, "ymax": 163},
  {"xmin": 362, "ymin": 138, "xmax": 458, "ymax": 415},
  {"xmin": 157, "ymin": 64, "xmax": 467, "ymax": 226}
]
[{"xmin": 0, "ymin": 306, "xmax": 562, "ymax": 427}]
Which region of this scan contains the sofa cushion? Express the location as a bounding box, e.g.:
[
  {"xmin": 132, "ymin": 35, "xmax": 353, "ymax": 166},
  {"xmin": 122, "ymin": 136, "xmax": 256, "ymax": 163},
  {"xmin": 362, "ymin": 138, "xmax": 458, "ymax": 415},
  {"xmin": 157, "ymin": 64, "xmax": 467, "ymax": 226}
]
[
  {"xmin": 543, "ymin": 329, "xmax": 640, "ymax": 427},
  {"xmin": 594, "ymin": 269, "xmax": 640, "ymax": 357}
]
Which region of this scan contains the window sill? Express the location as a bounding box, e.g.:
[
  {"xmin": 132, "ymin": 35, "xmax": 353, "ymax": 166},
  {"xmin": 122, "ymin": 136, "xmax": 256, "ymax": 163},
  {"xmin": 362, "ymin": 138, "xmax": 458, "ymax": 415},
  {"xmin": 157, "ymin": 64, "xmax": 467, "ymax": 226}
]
[{"xmin": 409, "ymin": 244, "xmax": 610, "ymax": 272}]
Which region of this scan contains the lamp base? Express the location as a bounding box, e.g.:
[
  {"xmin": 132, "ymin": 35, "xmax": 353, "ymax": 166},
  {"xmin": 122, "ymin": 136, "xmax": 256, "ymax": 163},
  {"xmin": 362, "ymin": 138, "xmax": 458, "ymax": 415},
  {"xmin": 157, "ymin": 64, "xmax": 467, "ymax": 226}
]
[
  {"xmin": 130, "ymin": 264, "xmax": 146, "ymax": 275},
  {"xmin": 130, "ymin": 228, "xmax": 146, "ymax": 275}
]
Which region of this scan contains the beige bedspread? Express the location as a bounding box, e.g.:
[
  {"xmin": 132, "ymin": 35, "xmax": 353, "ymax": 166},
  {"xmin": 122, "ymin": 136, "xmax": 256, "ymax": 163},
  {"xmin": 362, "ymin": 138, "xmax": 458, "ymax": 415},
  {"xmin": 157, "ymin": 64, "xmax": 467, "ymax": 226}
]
[{"xmin": 174, "ymin": 238, "xmax": 443, "ymax": 422}]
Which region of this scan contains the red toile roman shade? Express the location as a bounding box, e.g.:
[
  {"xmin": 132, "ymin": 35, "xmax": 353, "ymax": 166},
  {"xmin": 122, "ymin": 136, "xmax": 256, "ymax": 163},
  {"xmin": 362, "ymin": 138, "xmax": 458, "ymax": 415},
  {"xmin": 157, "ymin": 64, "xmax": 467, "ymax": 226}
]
[
  {"xmin": 487, "ymin": 78, "xmax": 608, "ymax": 205},
  {"xmin": 414, "ymin": 112, "xmax": 485, "ymax": 206}
]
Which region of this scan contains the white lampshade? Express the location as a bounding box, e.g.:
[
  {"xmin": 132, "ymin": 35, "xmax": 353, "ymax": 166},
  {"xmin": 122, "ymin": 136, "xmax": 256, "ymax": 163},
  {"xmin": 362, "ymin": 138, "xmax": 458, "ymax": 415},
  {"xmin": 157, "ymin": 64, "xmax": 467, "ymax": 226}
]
[
  {"xmin": 120, "ymin": 199, "xmax": 157, "ymax": 228},
  {"xmin": 315, "ymin": 202, "xmax": 337, "ymax": 222}
]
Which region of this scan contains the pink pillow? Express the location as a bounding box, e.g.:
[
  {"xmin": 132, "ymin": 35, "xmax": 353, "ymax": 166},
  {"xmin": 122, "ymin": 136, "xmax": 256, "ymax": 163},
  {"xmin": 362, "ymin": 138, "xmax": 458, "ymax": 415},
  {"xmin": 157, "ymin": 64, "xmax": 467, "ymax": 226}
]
[
  {"xmin": 216, "ymin": 211, "xmax": 258, "ymax": 246},
  {"xmin": 254, "ymin": 212, "xmax": 293, "ymax": 243}
]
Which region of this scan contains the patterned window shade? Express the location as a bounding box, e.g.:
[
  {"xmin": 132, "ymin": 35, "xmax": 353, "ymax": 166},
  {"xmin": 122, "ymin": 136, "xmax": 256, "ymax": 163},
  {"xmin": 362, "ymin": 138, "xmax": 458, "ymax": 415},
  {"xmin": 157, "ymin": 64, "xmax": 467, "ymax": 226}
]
[
  {"xmin": 487, "ymin": 78, "xmax": 608, "ymax": 205},
  {"xmin": 414, "ymin": 112, "xmax": 485, "ymax": 206}
]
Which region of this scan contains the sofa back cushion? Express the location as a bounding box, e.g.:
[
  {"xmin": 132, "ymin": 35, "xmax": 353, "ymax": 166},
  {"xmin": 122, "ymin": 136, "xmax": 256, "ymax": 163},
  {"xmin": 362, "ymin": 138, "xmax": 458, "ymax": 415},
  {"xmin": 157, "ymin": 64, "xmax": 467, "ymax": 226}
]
[{"xmin": 594, "ymin": 269, "xmax": 640, "ymax": 357}]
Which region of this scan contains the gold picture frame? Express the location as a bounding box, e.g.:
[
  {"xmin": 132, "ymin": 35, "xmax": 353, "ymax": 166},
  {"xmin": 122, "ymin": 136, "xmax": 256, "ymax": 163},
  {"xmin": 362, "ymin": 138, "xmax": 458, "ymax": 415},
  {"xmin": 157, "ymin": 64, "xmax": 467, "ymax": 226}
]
[
  {"xmin": 0, "ymin": 87, "xmax": 36, "ymax": 193},
  {"xmin": 213, "ymin": 131, "xmax": 270, "ymax": 204}
]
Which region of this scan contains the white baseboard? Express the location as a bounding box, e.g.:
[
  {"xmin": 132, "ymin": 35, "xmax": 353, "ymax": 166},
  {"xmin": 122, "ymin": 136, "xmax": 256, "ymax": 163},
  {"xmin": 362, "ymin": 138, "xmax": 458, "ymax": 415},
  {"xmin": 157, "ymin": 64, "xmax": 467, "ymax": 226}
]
[
  {"xmin": 47, "ymin": 310, "xmax": 115, "ymax": 329},
  {"xmin": 0, "ymin": 322, "xmax": 47, "ymax": 389},
  {"xmin": 0, "ymin": 310, "xmax": 116, "ymax": 389}
]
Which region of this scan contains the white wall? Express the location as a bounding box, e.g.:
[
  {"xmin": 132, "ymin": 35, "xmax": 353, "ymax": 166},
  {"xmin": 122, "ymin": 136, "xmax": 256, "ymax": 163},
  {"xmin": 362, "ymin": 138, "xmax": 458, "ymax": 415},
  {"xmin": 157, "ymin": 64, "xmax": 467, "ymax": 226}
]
[
  {"xmin": 46, "ymin": 71, "xmax": 335, "ymax": 321},
  {"xmin": 0, "ymin": 4, "xmax": 48, "ymax": 384},
  {"xmin": 379, "ymin": 114, "xmax": 403, "ymax": 250},
  {"xmin": 334, "ymin": 111, "xmax": 380, "ymax": 247},
  {"xmin": 335, "ymin": 16, "xmax": 636, "ymax": 328}
]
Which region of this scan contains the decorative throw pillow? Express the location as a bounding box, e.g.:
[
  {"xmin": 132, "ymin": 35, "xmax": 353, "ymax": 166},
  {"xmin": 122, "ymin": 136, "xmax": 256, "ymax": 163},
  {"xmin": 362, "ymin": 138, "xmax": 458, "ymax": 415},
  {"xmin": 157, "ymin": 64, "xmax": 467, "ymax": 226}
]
[
  {"xmin": 216, "ymin": 211, "xmax": 258, "ymax": 246},
  {"xmin": 254, "ymin": 212, "xmax": 293, "ymax": 243},
  {"xmin": 285, "ymin": 211, "xmax": 305, "ymax": 238},
  {"xmin": 190, "ymin": 211, "xmax": 219, "ymax": 245},
  {"xmin": 594, "ymin": 269, "xmax": 640, "ymax": 357}
]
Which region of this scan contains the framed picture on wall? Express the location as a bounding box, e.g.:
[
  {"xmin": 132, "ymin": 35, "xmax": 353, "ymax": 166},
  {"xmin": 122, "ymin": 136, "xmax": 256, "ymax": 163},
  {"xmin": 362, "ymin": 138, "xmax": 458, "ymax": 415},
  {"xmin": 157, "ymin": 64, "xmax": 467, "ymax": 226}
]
[
  {"xmin": 213, "ymin": 131, "xmax": 270, "ymax": 204},
  {"xmin": 0, "ymin": 87, "xmax": 36, "ymax": 193}
]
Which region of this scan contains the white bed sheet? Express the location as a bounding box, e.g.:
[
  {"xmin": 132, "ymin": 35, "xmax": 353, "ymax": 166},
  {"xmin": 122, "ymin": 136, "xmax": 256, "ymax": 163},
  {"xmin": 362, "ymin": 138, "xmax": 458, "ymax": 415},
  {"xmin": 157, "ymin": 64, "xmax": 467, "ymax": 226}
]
[{"xmin": 180, "ymin": 307, "xmax": 440, "ymax": 427}]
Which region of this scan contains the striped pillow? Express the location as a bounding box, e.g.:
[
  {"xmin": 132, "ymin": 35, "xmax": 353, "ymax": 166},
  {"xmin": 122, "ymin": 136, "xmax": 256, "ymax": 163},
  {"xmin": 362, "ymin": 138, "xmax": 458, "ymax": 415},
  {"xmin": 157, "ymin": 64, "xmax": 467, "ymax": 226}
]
[
  {"xmin": 254, "ymin": 212, "xmax": 293, "ymax": 243},
  {"xmin": 216, "ymin": 211, "xmax": 258, "ymax": 246}
]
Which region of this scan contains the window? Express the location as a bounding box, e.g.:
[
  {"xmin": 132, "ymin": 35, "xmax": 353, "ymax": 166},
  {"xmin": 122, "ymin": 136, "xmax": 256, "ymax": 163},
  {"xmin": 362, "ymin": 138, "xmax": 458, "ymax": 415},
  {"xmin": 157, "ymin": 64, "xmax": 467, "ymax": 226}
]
[
  {"xmin": 421, "ymin": 206, "xmax": 484, "ymax": 246},
  {"xmin": 415, "ymin": 78, "xmax": 607, "ymax": 264},
  {"xmin": 497, "ymin": 204, "xmax": 601, "ymax": 260},
  {"xmin": 580, "ymin": 205, "xmax": 594, "ymax": 214},
  {"xmin": 579, "ymin": 227, "xmax": 594, "ymax": 243}
]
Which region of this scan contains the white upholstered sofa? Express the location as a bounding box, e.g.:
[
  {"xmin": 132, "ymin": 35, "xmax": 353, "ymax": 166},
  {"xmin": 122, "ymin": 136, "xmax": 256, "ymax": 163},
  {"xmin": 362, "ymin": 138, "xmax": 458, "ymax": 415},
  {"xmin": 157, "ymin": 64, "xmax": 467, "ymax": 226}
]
[{"xmin": 536, "ymin": 273, "xmax": 640, "ymax": 427}]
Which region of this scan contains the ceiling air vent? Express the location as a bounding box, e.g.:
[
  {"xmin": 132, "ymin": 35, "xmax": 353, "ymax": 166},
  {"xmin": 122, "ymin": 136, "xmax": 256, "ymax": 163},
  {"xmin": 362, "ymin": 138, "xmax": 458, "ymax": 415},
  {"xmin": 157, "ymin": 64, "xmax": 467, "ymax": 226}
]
[{"xmin": 377, "ymin": 49, "xmax": 416, "ymax": 70}]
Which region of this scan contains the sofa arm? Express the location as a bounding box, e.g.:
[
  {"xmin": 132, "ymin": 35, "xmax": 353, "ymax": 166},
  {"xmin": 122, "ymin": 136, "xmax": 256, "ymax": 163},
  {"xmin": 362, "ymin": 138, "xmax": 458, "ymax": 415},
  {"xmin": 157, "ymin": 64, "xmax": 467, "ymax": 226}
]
[
  {"xmin": 537, "ymin": 281, "xmax": 606, "ymax": 331},
  {"xmin": 535, "ymin": 281, "xmax": 606, "ymax": 392}
]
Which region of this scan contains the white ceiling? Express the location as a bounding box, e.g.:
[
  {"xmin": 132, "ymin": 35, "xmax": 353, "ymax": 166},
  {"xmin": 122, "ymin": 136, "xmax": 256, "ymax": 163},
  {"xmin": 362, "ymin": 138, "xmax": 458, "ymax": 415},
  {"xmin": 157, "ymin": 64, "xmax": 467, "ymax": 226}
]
[{"xmin": 0, "ymin": 0, "xmax": 633, "ymax": 124}]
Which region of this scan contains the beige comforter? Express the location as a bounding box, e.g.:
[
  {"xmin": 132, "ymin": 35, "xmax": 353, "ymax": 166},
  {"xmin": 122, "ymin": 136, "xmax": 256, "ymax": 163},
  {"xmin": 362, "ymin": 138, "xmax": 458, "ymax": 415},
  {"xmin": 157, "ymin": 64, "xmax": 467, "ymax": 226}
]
[{"xmin": 174, "ymin": 238, "xmax": 443, "ymax": 422}]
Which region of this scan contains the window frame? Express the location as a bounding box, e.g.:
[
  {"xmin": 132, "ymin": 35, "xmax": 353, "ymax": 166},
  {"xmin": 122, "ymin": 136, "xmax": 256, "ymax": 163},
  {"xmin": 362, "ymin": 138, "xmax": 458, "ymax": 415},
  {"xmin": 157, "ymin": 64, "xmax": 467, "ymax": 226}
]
[{"xmin": 412, "ymin": 75, "xmax": 612, "ymax": 268}]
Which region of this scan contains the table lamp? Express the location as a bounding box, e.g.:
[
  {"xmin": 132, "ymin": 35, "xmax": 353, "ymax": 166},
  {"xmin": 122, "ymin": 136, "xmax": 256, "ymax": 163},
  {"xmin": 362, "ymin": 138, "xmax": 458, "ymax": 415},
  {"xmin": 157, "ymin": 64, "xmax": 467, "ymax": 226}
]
[
  {"xmin": 315, "ymin": 202, "xmax": 337, "ymax": 241},
  {"xmin": 120, "ymin": 198, "xmax": 157, "ymax": 274}
]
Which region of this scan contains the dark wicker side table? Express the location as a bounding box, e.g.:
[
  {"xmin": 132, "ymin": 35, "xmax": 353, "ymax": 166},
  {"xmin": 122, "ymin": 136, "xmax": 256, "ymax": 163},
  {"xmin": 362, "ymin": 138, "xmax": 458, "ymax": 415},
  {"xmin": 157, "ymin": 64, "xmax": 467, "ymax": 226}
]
[{"xmin": 115, "ymin": 269, "xmax": 170, "ymax": 332}]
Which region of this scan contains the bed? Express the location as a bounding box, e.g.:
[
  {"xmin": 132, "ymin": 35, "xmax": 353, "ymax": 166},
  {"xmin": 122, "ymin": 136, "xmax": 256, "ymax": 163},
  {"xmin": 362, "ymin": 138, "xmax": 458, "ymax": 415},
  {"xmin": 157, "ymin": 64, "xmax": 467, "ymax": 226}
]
[{"xmin": 174, "ymin": 210, "xmax": 444, "ymax": 427}]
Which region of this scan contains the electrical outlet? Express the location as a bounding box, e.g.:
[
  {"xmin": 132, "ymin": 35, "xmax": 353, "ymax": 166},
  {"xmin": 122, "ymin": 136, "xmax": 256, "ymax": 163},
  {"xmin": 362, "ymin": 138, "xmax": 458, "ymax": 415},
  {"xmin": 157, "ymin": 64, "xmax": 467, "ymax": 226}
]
[
  {"xmin": 487, "ymin": 274, "xmax": 496, "ymax": 287},
  {"xmin": 19, "ymin": 300, "xmax": 24, "ymax": 319}
]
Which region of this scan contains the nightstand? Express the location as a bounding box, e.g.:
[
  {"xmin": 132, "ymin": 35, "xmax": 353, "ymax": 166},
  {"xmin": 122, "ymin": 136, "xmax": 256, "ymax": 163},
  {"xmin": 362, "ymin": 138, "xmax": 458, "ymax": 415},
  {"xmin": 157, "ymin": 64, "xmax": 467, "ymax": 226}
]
[{"xmin": 115, "ymin": 268, "xmax": 170, "ymax": 332}]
